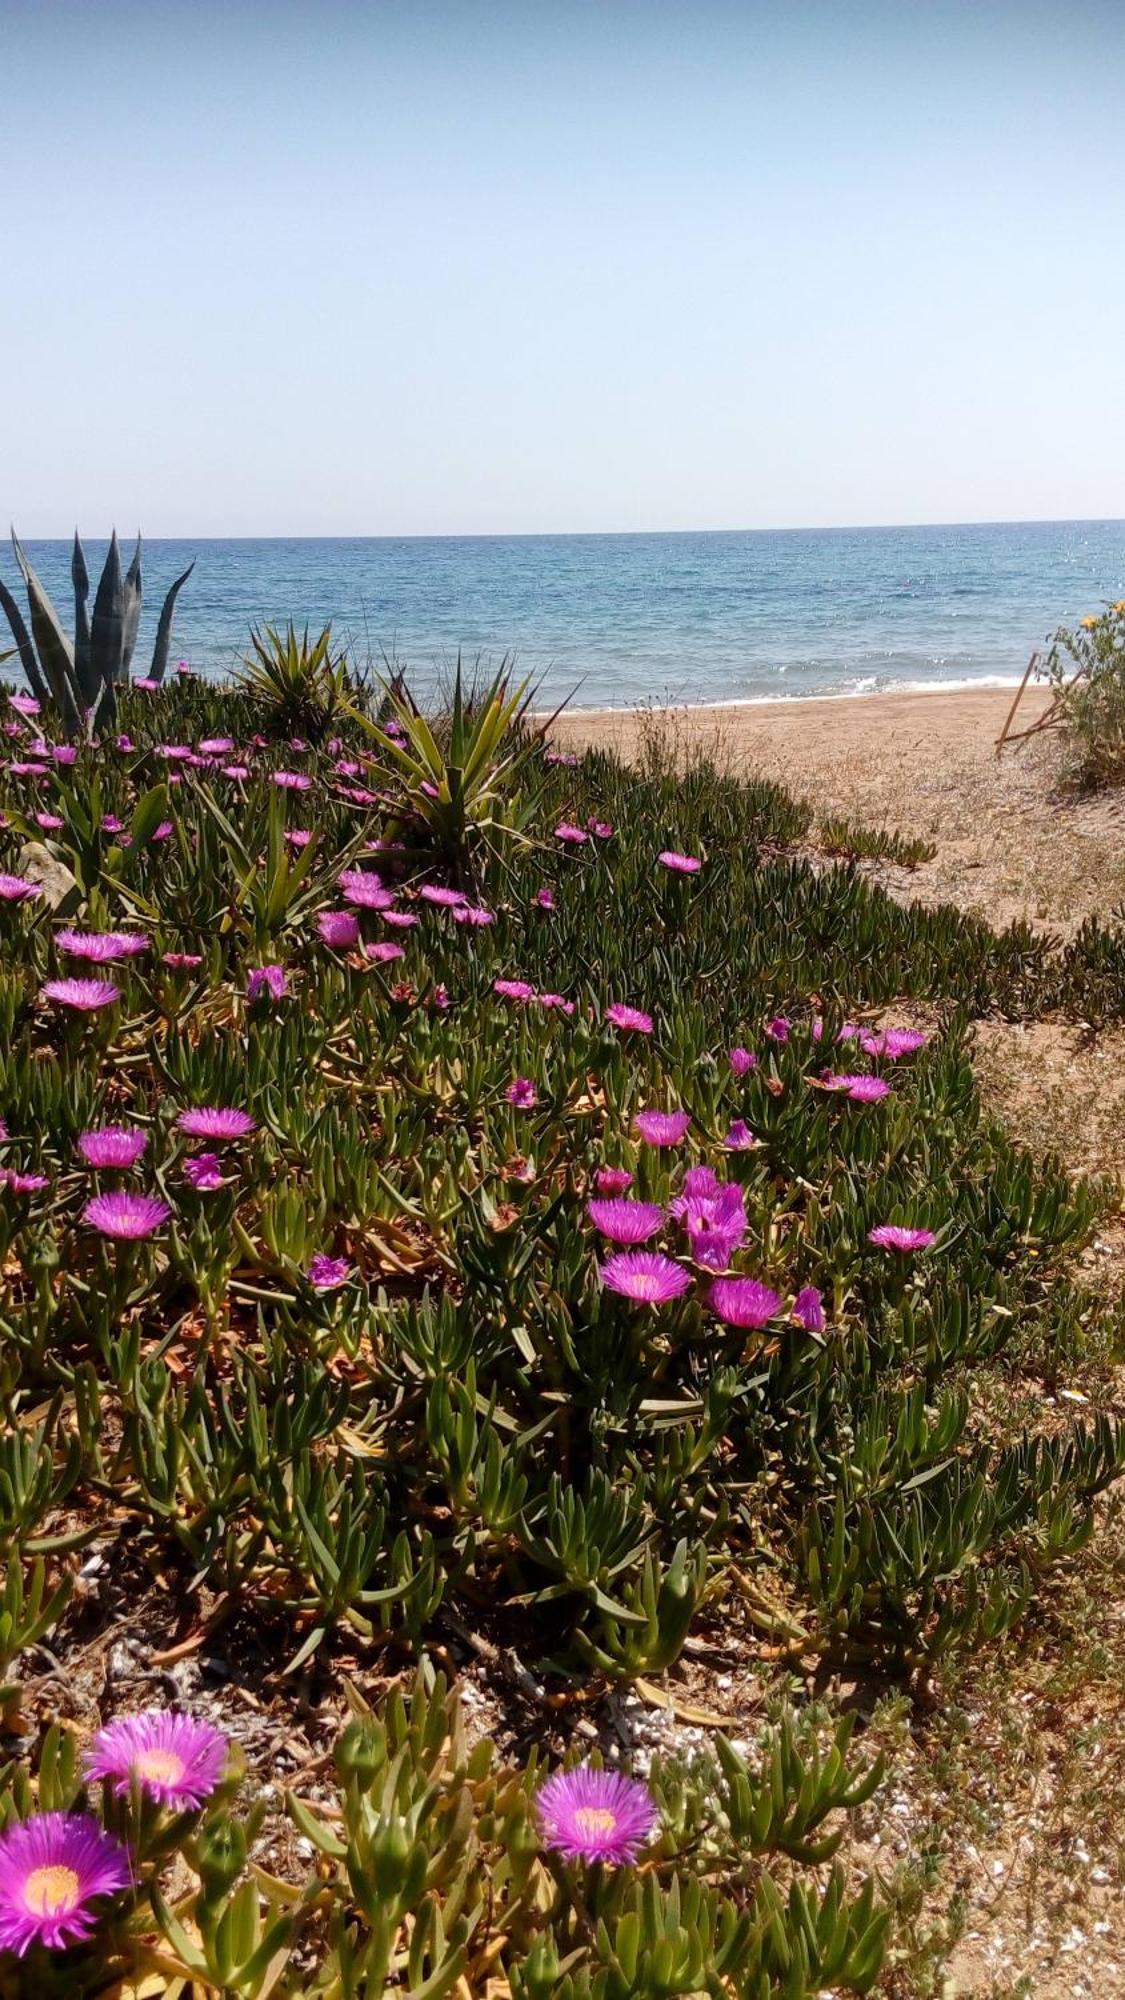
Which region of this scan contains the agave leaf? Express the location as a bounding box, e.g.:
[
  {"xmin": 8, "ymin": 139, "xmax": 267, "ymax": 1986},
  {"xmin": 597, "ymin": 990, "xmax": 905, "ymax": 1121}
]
[
  {"xmin": 10, "ymin": 532, "xmax": 81, "ymax": 733},
  {"xmin": 71, "ymin": 532, "xmax": 96, "ymax": 704},
  {"xmin": 90, "ymin": 531, "xmax": 125, "ymax": 695},
  {"xmin": 0, "ymin": 573, "xmax": 50, "ymax": 707},
  {"xmin": 149, "ymin": 561, "xmax": 195, "ymax": 684},
  {"xmin": 121, "ymin": 533, "xmax": 143, "ymax": 681}
]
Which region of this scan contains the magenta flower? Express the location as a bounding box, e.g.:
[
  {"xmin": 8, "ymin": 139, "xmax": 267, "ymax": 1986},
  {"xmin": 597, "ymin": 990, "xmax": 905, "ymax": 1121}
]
[
  {"xmin": 40, "ymin": 978, "xmax": 120, "ymax": 1012},
  {"xmin": 382, "ymin": 909, "xmax": 419, "ymax": 929},
  {"xmin": 534, "ymin": 886, "xmax": 555, "ymax": 909},
  {"xmin": 588, "ymin": 819, "xmax": 614, "ymax": 839},
  {"xmin": 247, "ymin": 964, "xmax": 288, "ymax": 1002},
  {"xmin": 793, "ymin": 1286, "xmax": 826, "ymax": 1332},
  {"xmin": 35, "ymin": 813, "xmax": 64, "ymax": 831},
  {"xmin": 182, "ymin": 1153, "xmax": 224, "ymax": 1191},
  {"xmin": 605, "ymin": 1003, "xmax": 653, "ymax": 1035},
  {"xmin": 860, "ymin": 1028, "xmax": 928, "ymax": 1059},
  {"xmin": 724, "ymin": 1120, "xmax": 757, "ymax": 1150},
  {"xmin": 728, "ymin": 1046, "xmax": 756, "ymax": 1076},
  {"xmin": 198, "ymin": 737, "xmax": 235, "ymax": 755},
  {"xmin": 83, "ymin": 1191, "xmax": 171, "ymax": 1240},
  {"xmin": 419, "ymin": 884, "xmax": 466, "ymax": 908},
  {"xmin": 538, "ymin": 991, "xmax": 575, "ymax": 1015},
  {"xmin": 366, "ymin": 941, "xmax": 405, "ymax": 964},
  {"xmin": 85, "ymin": 1711, "xmax": 227, "ymax": 1808},
  {"xmin": 673, "ymin": 1177, "xmax": 747, "ymax": 1270},
  {"xmin": 9, "ymin": 692, "xmax": 40, "ymax": 717},
  {"xmin": 177, "ymin": 1107, "xmax": 256, "ymax": 1141},
  {"xmin": 307, "ymin": 1252, "xmax": 351, "ymax": 1291},
  {"xmin": 594, "ymin": 1167, "xmax": 633, "ymax": 1194},
  {"xmin": 221, "ymin": 764, "xmax": 251, "ymax": 781},
  {"xmin": 543, "ymin": 749, "xmax": 578, "ymax": 767},
  {"xmin": 868, "ymin": 1225, "xmax": 936, "ymax": 1252},
  {"xmin": 824, "ymin": 1074, "xmax": 891, "ymax": 1103},
  {"xmin": 284, "ymin": 827, "xmax": 311, "ymax": 848},
  {"xmin": 507, "ymin": 1077, "xmax": 539, "ymax": 1109},
  {"xmin": 339, "ymin": 869, "xmax": 395, "ymax": 910},
  {"xmin": 554, "ymin": 822, "xmax": 588, "ymax": 844},
  {"xmin": 77, "ymin": 1126, "xmax": 148, "ymax": 1169},
  {"xmin": 633, "ymin": 1109, "xmax": 691, "ymax": 1147},
  {"xmin": 587, "ymin": 1198, "xmax": 664, "ymax": 1244},
  {"xmin": 765, "ymin": 1016, "xmax": 790, "ymax": 1043},
  {"xmin": 55, "ymin": 928, "xmax": 147, "ymax": 961},
  {"xmin": 709, "ymin": 1276, "xmax": 782, "ymax": 1328},
  {"xmin": 658, "ymin": 850, "xmax": 702, "ymax": 873},
  {"xmin": 317, "ymin": 910, "xmax": 360, "ymax": 947},
  {"xmin": 0, "ymin": 1167, "xmax": 50, "ymax": 1194},
  {"xmin": 0, "ymin": 873, "xmax": 40, "ymax": 903},
  {"xmin": 494, "ymin": 978, "xmax": 536, "ymax": 1002},
  {"xmin": 451, "ymin": 903, "xmax": 495, "ymax": 926},
  {"xmin": 600, "ymin": 1250, "xmax": 691, "ymax": 1304},
  {"xmin": 536, "ymin": 1766, "xmax": 658, "ymax": 1865},
  {"xmin": 162, "ymin": 951, "xmax": 203, "ymax": 970},
  {"xmin": 0, "ymin": 1811, "xmax": 129, "ymax": 1956},
  {"xmin": 273, "ymin": 770, "xmax": 311, "ymax": 791}
]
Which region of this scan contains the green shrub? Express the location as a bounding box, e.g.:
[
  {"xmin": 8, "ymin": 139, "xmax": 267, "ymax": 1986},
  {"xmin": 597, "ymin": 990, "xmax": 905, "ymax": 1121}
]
[{"xmin": 1043, "ymin": 598, "xmax": 1125, "ymax": 788}]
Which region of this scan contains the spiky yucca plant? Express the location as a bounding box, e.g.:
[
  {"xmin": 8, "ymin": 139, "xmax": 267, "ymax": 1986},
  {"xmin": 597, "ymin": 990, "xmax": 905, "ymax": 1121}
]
[{"xmin": 237, "ymin": 622, "xmax": 355, "ymax": 743}]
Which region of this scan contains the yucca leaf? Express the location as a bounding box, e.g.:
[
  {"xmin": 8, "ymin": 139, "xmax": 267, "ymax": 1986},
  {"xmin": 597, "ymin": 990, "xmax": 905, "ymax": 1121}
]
[
  {"xmin": 71, "ymin": 532, "xmax": 96, "ymax": 703},
  {"xmin": 0, "ymin": 573, "xmax": 49, "ymax": 706},
  {"xmin": 10, "ymin": 531, "xmax": 81, "ymax": 732},
  {"xmin": 90, "ymin": 530, "xmax": 125, "ymax": 695},
  {"xmin": 121, "ymin": 533, "xmax": 143, "ymax": 681},
  {"xmin": 150, "ymin": 560, "xmax": 195, "ymax": 683}
]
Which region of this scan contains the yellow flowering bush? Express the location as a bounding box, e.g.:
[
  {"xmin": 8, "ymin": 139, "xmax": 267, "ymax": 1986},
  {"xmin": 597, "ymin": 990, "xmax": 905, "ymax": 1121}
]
[{"xmin": 1043, "ymin": 599, "xmax": 1125, "ymax": 787}]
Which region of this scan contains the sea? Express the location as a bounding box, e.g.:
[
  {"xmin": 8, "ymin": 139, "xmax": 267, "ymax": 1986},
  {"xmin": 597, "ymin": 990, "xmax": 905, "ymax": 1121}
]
[{"xmin": 11, "ymin": 520, "xmax": 1125, "ymax": 712}]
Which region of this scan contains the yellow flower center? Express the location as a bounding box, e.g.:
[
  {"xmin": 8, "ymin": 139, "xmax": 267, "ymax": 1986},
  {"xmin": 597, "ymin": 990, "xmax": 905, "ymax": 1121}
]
[
  {"xmin": 24, "ymin": 1865, "xmax": 80, "ymax": 1916},
  {"xmin": 134, "ymin": 1748, "xmax": 185, "ymax": 1786},
  {"xmin": 574, "ymin": 1807, "xmax": 617, "ymax": 1838}
]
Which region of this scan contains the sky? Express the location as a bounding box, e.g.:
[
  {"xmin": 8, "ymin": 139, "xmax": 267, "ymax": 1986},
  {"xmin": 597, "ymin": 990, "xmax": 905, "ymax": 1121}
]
[{"xmin": 3, "ymin": 0, "xmax": 1124, "ymax": 537}]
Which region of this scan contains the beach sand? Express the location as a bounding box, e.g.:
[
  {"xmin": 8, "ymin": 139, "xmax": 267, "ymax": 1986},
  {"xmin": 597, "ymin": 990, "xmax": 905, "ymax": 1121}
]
[{"xmin": 552, "ymin": 683, "xmax": 1125, "ymax": 934}]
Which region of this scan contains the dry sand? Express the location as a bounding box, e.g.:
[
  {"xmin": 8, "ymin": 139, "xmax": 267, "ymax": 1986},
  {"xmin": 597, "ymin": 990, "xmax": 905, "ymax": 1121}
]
[{"xmin": 552, "ymin": 684, "xmax": 1125, "ymax": 934}]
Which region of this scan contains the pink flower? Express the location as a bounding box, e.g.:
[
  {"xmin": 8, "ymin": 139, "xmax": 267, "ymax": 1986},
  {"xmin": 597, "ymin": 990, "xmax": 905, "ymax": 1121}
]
[
  {"xmin": 419, "ymin": 885, "xmax": 466, "ymax": 908},
  {"xmin": 382, "ymin": 909, "xmax": 419, "ymax": 929},
  {"xmin": 600, "ymin": 1250, "xmax": 691, "ymax": 1304},
  {"xmin": 8, "ymin": 692, "xmax": 40, "ymax": 717},
  {"xmin": 494, "ymin": 978, "xmax": 536, "ymax": 1002},
  {"xmin": 673, "ymin": 1177, "xmax": 747, "ymax": 1270},
  {"xmin": 77, "ymin": 1127, "xmax": 148, "ymax": 1169},
  {"xmin": 536, "ymin": 1766, "xmax": 658, "ymax": 1865},
  {"xmin": 507, "ymin": 1077, "xmax": 539, "ymax": 1109},
  {"xmin": 339, "ymin": 869, "xmax": 395, "ymax": 911},
  {"xmin": 0, "ymin": 1811, "xmax": 129, "ymax": 1955},
  {"xmin": 162, "ymin": 951, "xmax": 203, "ymax": 970},
  {"xmin": 83, "ymin": 1191, "xmax": 171, "ymax": 1239},
  {"xmin": 35, "ymin": 812, "xmax": 64, "ymax": 830},
  {"xmin": 451, "ymin": 903, "xmax": 495, "ymax": 926},
  {"xmin": 317, "ymin": 910, "xmax": 360, "ymax": 947},
  {"xmin": 0, "ymin": 874, "xmax": 40, "ymax": 903},
  {"xmin": 198, "ymin": 737, "xmax": 235, "ymax": 755},
  {"xmin": 765, "ymin": 1016, "xmax": 790, "ymax": 1043},
  {"xmin": 860, "ymin": 1028, "xmax": 928, "ymax": 1059},
  {"xmin": 538, "ymin": 992, "xmax": 575, "ymax": 1015},
  {"xmin": 40, "ymin": 978, "xmax": 120, "ymax": 1011},
  {"xmin": 823, "ymin": 1074, "xmax": 891, "ymax": 1103},
  {"xmin": 284, "ymin": 827, "xmax": 312, "ymax": 849},
  {"xmin": 709, "ymin": 1277, "xmax": 781, "ymax": 1328},
  {"xmin": 247, "ymin": 964, "xmax": 288, "ymax": 1002},
  {"xmin": 307, "ymin": 1252, "xmax": 351, "ymax": 1291},
  {"xmin": 728, "ymin": 1046, "xmax": 756, "ymax": 1077},
  {"xmin": 633, "ymin": 1109, "xmax": 691, "ymax": 1147},
  {"xmin": 85, "ymin": 1711, "xmax": 228, "ymax": 1808},
  {"xmin": 55, "ymin": 928, "xmax": 148, "ymax": 962},
  {"xmin": 724, "ymin": 1120, "xmax": 757, "ymax": 1150},
  {"xmin": 587, "ymin": 1198, "xmax": 664, "ymax": 1244},
  {"xmin": 554, "ymin": 822, "xmax": 588, "ymax": 844},
  {"xmin": 605, "ymin": 1003, "xmax": 653, "ymax": 1035},
  {"xmin": 793, "ymin": 1286, "xmax": 825, "ymax": 1332},
  {"xmin": 658, "ymin": 850, "xmax": 702, "ymax": 873},
  {"xmin": 182, "ymin": 1153, "xmax": 224, "ymax": 1191},
  {"xmin": 0, "ymin": 1167, "xmax": 50, "ymax": 1194},
  {"xmin": 534, "ymin": 886, "xmax": 555, "ymax": 909},
  {"xmin": 868, "ymin": 1225, "xmax": 936, "ymax": 1252},
  {"xmin": 587, "ymin": 819, "xmax": 614, "ymax": 839},
  {"xmin": 366, "ymin": 941, "xmax": 406, "ymax": 963},
  {"xmin": 273, "ymin": 770, "xmax": 312, "ymax": 791},
  {"xmin": 594, "ymin": 1167, "xmax": 634, "ymax": 1194},
  {"xmin": 177, "ymin": 1107, "xmax": 256, "ymax": 1141}
]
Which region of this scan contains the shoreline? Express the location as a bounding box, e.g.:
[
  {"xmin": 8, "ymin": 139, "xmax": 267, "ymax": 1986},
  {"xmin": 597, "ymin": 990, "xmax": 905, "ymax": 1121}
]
[{"xmin": 545, "ymin": 671, "xmax": 1036, "ymax": 721}]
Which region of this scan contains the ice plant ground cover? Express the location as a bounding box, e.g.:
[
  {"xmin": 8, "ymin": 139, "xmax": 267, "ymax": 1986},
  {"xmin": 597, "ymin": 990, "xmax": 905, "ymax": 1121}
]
[{"xmin": 0, "ymin": 667, "xmax": 1123, "ymax": 1994}]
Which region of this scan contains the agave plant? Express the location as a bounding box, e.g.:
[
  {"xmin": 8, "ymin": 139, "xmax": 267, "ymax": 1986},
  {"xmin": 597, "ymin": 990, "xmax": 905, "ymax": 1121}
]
[{"xmin": 0, "ymin": 529, "xmax": 194, "ymax": 738}]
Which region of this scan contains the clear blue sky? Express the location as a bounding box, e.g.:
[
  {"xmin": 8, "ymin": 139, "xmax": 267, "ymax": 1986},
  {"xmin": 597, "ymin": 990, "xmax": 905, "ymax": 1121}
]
[{"xmin": 3, "ymin": 0, "xmax": 1123, "ymax": 536}]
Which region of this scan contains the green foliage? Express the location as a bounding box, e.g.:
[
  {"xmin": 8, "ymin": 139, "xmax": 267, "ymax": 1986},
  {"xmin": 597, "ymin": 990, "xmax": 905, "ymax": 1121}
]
[
  {"xmin": 237, "ymin": 620, "xmax": 357, "ymax": 741},
  {"xmin": 1043, "ymin": 598, "xmax": 1125, "ymax": 788},
  {"xmin": 819, "ymin": 817, "xmax": 938, "ymax": 867}
]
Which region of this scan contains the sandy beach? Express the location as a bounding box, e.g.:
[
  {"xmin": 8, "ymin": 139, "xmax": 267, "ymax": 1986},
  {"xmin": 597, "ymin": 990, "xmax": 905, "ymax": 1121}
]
[{"xmin": 553, "ymin": 682, "xmax": 1125, "ymax": 934}]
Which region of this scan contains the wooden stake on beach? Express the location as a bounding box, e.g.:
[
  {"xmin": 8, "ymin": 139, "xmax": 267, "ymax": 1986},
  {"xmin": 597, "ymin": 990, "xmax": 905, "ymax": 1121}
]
[{"xmin": 995, "ymin": 650, "xmax": 1039, "ymax": 756}]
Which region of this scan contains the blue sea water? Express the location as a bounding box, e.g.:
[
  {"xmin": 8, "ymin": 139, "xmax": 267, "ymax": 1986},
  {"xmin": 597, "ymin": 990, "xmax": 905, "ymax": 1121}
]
[{"xmin": 10, "ymin": 521, "xmax": 1125, "ymax": 711}]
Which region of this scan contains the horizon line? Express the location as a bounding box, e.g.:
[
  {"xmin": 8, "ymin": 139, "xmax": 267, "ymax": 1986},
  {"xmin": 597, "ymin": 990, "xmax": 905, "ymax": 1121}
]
[{"xmin": 10, "ymin": 513, "xmax": 1125, "ymax": 543}]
